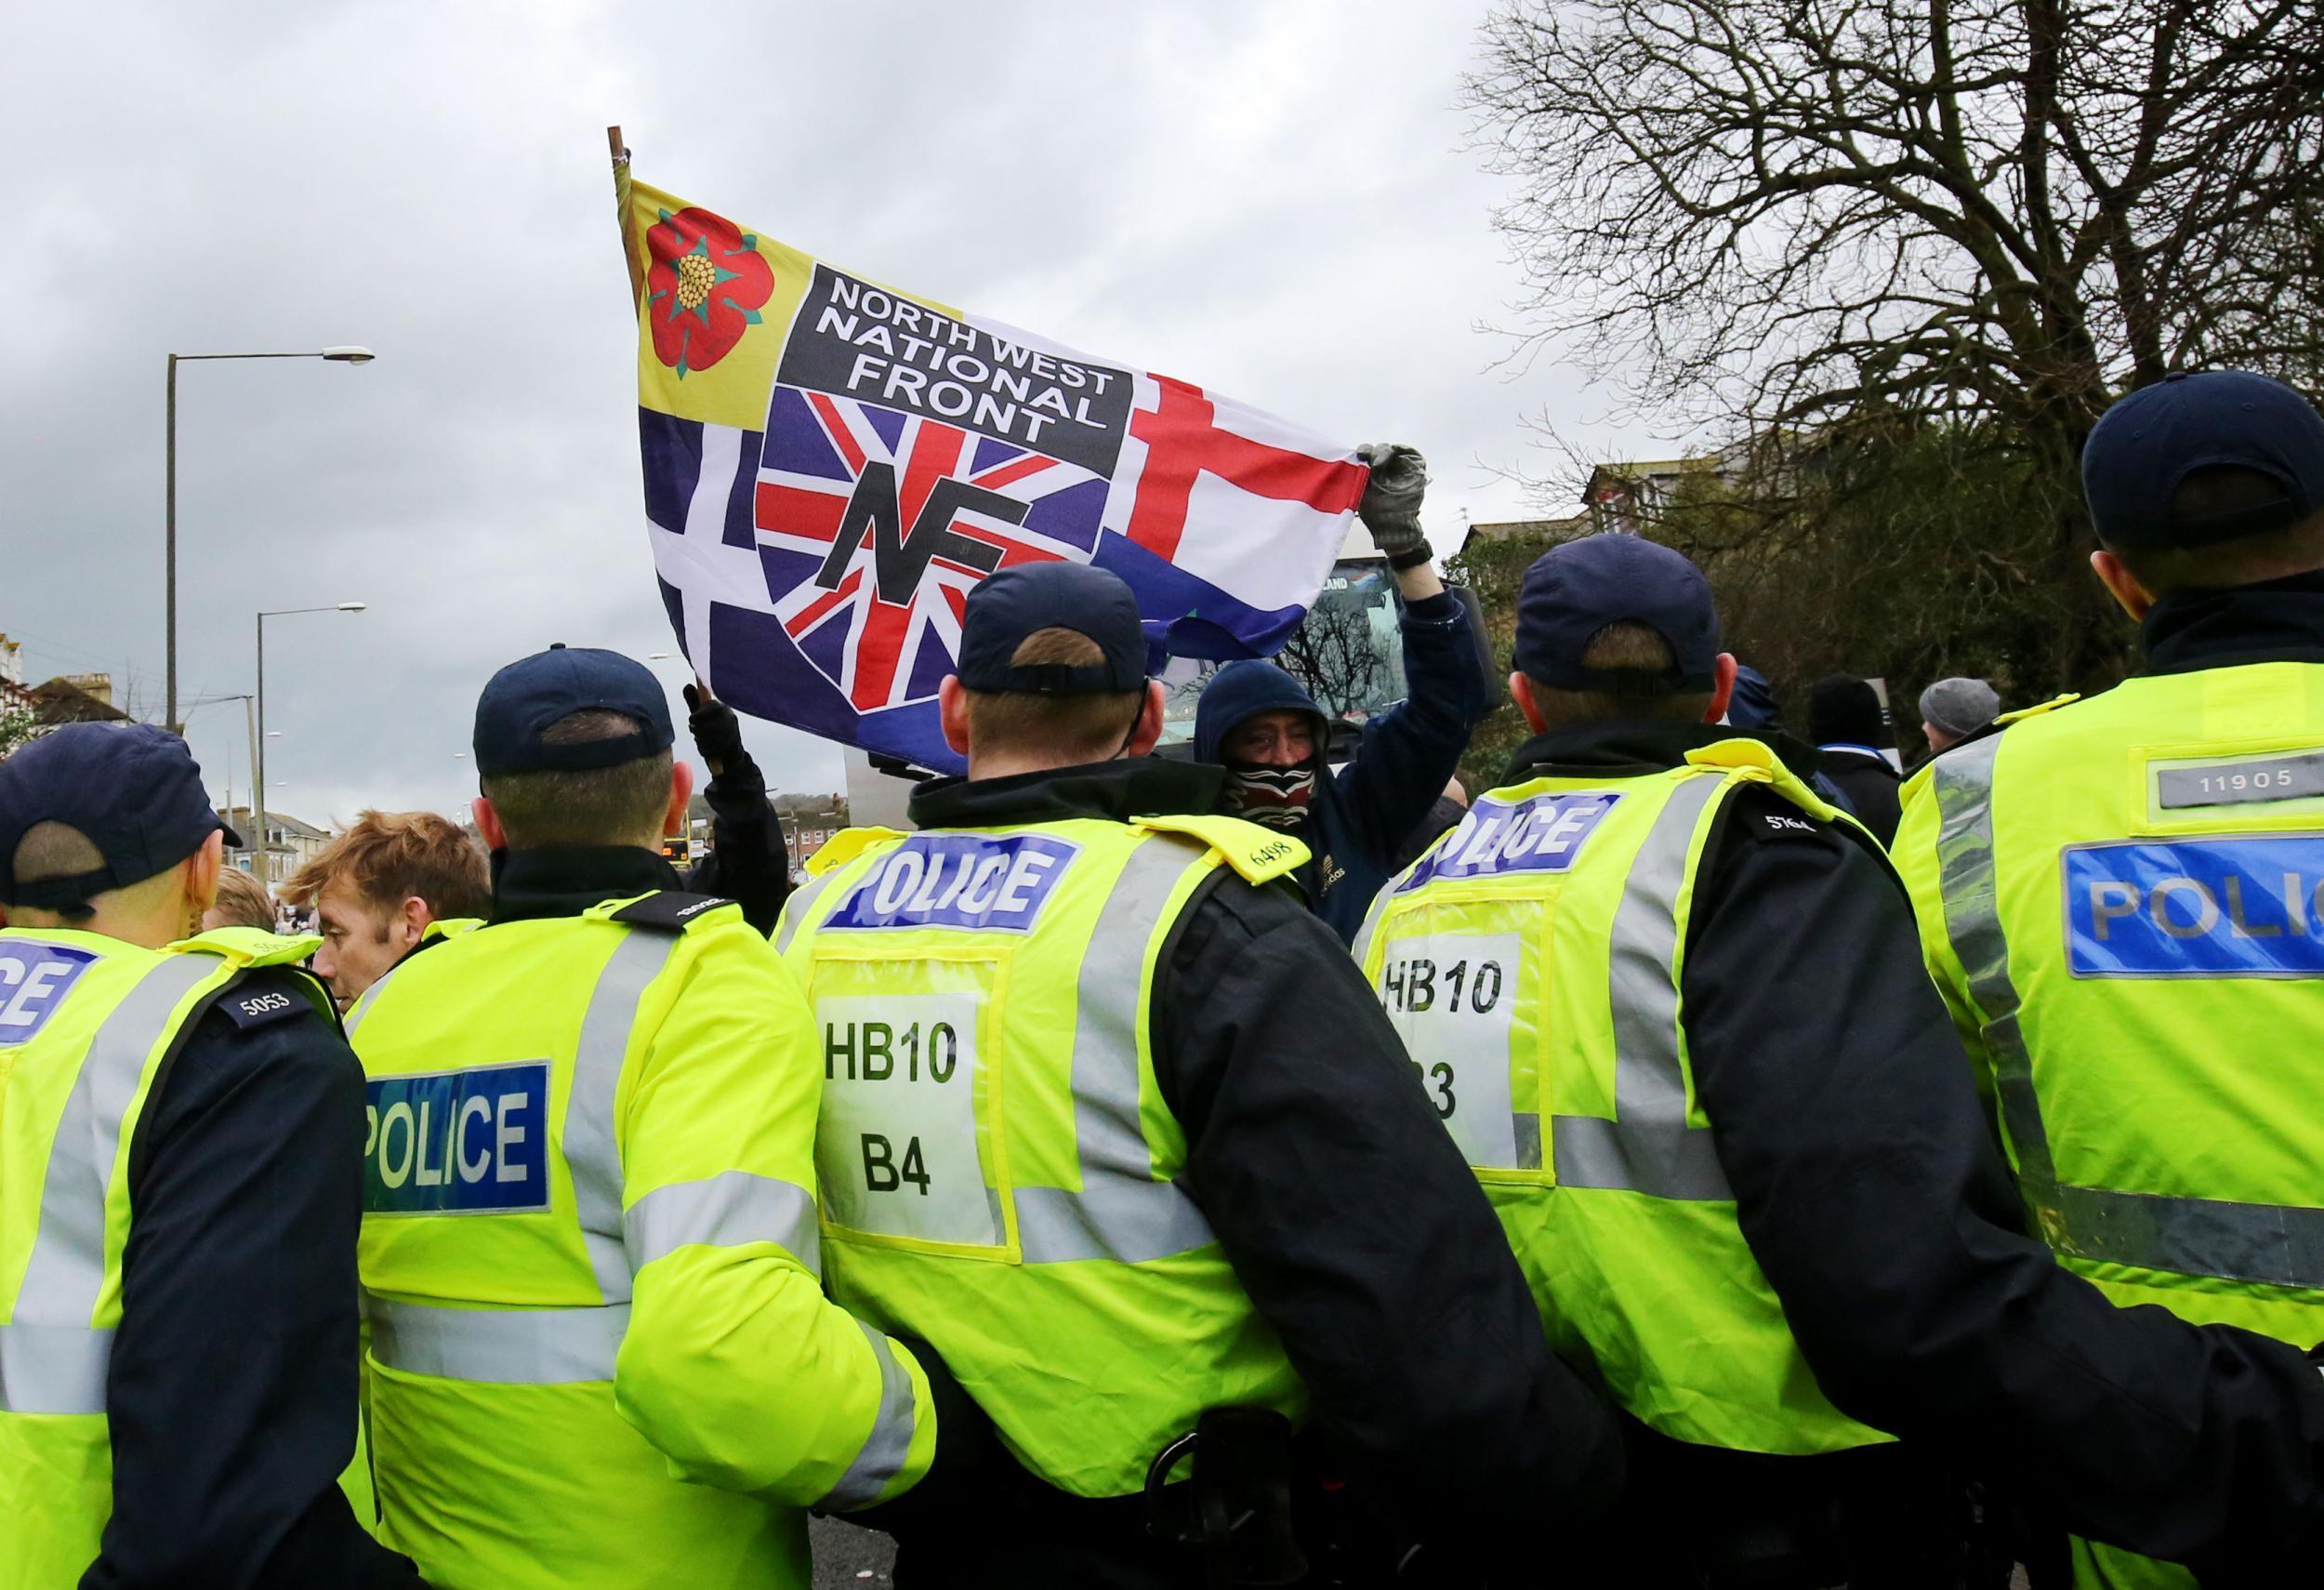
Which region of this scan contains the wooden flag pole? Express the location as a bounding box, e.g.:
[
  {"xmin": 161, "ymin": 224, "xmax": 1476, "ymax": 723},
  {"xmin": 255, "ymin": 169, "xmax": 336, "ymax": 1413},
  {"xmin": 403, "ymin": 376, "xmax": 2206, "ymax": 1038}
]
[{"xmin": 608, "ymin": 126, "xmax": 644, "ymax": 310}]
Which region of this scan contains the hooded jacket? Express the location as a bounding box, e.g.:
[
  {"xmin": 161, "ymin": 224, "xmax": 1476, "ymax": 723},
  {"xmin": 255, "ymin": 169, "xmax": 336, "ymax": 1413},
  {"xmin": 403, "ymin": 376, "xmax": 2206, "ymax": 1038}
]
[{"xmin": 1192, "ymin": 590, "xmax": 1493, "ymax": 943}]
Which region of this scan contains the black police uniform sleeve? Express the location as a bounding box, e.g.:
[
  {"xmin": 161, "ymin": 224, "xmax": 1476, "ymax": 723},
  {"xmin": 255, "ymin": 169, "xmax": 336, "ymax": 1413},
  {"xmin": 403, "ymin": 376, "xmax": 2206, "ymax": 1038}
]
[
  {"xmin": 84, "ymin": 970, "xmax": 423, "ymax": 1590},
  {"xmin": 682, "ymin": 748, "xmax": 792, "ymax": 935},
  {"xmin": 1681, "ymin": 788, "xmax": 2324, "ymax": 1572},
  {"xmin": 1330, "ymin": 591, "xmax": 1495, "ymax": 867},
  {"xmin": 1151, "ymin": 872, "xmax": 1625, "ymax": 1539}
]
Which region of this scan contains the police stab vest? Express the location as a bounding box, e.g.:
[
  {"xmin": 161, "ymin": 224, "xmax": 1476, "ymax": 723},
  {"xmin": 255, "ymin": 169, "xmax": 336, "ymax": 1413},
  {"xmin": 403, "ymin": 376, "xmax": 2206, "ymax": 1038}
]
[
  {"xmin": 776, "ymin": 812, "xmax": 1309, "ymax": 1498},
  {"xmin": 350, "ymin": 891, "xmax": 888, "ymax": 1590},
  {"xmin": 0, "ymin": 925, "xmax": 329, "ymax": 1586},
  {"xmin": 1909, "ymin": 663, "xmax": 2324, "ymax": 1350},
  {"xmin": 1353, "ymin": 741, "xmax": 1890, "ymax": 1456}
]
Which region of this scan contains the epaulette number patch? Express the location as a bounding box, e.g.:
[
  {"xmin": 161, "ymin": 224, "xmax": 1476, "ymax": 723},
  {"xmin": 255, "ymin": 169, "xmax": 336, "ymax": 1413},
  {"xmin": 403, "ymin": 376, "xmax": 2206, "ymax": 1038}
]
[{"xmin": 218, "ymin": 985, "xmax": 306, "ymax": 1031}]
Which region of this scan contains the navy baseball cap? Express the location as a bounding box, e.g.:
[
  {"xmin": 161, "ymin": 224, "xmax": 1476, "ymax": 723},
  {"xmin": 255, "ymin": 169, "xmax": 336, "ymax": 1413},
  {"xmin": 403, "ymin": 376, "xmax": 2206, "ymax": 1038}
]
[
  {"xmin": 472, "ymin": 644, "xmax": 675, "ymax": 777},
  {"xmin": 957, "ymin": 563, "xmax": 1147, "ymax": 694},
  {"xmin": 1513, "ymin": 534, "xmax": 1721, "ymax": 694},
  {"xmin": 2082, "ymin": 371, "xmax": 2324, "ymax": 550},
  {"xmin": 0, "ymin": 722, "xmax": 241, "ymax": 913}
]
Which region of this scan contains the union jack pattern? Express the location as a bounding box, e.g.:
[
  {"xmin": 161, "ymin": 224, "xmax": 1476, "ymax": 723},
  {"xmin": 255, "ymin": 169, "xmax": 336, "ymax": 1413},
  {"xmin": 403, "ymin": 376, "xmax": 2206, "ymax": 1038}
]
[{"xmin": 756, "ymin": 384, "xmax": 1111, "ymax": 713}]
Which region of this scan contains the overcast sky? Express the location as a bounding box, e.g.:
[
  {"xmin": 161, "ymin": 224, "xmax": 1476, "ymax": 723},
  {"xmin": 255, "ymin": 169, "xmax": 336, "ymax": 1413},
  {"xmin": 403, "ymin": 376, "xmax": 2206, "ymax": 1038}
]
[{"xmin": 2, "ymin": 0, "xmax": 1652, "ymax": 824}]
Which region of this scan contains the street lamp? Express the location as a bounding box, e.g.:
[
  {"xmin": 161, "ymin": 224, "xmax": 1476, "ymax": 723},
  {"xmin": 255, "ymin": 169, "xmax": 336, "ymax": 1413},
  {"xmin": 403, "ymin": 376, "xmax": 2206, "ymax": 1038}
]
[
  {"xmin": 255, "ymin": 602, "xmax": 365, "ymax": 886},
  {"xmin": 167, "ymin": 347, "xmax": 376, "ymax": 734}
]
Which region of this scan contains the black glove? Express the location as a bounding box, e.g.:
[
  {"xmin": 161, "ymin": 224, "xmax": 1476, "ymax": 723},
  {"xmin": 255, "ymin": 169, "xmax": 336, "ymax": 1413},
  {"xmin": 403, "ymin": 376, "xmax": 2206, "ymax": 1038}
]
[
  {"xmin": 683, "ymin": 682, "xmax": 746, "ymax": 777},
  {"xmin": 1355, "ymin": 442, "xmax": 1430, "ymax": 559}
]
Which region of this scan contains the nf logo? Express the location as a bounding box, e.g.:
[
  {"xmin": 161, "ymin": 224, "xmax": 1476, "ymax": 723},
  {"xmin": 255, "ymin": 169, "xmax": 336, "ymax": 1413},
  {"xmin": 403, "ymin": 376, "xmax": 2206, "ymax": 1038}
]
[
  {"xmin": 1398, "ymin": 793, "xmax": 1620, "ymax": 891},
  {"xmin": 828, "ymin": 833, "xmax": 1078, "ymax": 934},
  {"xmin": 364, "ymin": 1062, "xmax": 551, "ymax": 1215},
  {"xmin": 2066, "ymin": 837, "xmax": 2324, "ymax": 978},
  {"xmin": 813, "ymin": 464, "xmax": 1021, "ymax": 601},
  {"xmin": 0, "ymin": 941, "xmax": 98, "ymax": 1044}
]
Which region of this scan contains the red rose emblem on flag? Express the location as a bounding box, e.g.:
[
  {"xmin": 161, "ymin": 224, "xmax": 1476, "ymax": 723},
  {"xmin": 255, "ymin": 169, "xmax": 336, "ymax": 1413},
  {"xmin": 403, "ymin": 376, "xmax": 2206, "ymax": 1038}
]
[{"xmin": 644, "ymin": 206, "xmax": 775, "ymax": 378}]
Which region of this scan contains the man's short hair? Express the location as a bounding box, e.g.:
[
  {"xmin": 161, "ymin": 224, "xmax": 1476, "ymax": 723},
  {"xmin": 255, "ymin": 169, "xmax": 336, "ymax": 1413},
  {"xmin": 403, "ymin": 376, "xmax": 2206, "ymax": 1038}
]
[
  {"xmin": 7, "ymin": 821, "xmax": 156, "ymax": 922},
  {"xmin": 479, "ymin": 710, "xmax": 675, "ymax": 850},
  {"xmin": 2111, "ymin": 469, "xmax": 2324, "ymax": 595},
  {"xmin": 208, "ymin": 866, "xmax": 277, "ymax": 931},
  {"xmin": 962, "ymin": 629, "xmax": 1144, "ymax": 764},
  {"xmin": 281, "ymin": 809, "xmax": 491, "ymax": 922},
  {"xmin": 1524, "ymin": 622, "xmax": 1712, "ymax": 727},
  {"xmin": 8, "ymin": 821, "xmax": 105, "ymax": 890}
]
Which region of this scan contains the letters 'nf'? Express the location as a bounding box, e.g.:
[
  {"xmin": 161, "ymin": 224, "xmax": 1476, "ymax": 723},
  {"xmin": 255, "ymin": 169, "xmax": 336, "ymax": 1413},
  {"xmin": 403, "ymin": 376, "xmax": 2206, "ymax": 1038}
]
[{"xmin": 624, "ymin": 164, "xmax": 1373, "ymax": 775}]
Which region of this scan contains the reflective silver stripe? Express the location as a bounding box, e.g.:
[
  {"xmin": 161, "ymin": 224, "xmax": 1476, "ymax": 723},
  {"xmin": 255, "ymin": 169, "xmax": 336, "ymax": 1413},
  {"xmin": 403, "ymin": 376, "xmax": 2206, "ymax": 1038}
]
[
  {"xmin": 563, "ymin": 929, "xmax": 683, "ymax": 1304},
  {"xmin": 368, "ymin": 1298, "xmax": 628, "ymax": 1384},
  {"xmin": 819, "ymin": 1320, "xmax": 918, "ymax": 1510},
  {"xmin": 17, "ymin": 956, "xmax": 218, "ymax": 1323},
  {"xmin": 0, "ymin": 1322, "xmax": 112, "ymax": 1414},
  {"xmin": 1552, "ymin": 1114, "xmax": 1730, "ymax": 1201},
  {"xmin": 1931, "ymin": 741, "xmax": 2324, "ymax": 1287},
  {"xmin": 623, "ymin": 1170, "xmax": 820, "ymax": 1277},
  {"xmin": 1928, "ymin": 737, "xmax": 2059, "ymax": 1203},
  {"xmin": 1554, "ymin": 775, "xmax": 1733, "ymax": 1202},
  {"xmin": 1016, "ymin": 836, "xmax": 1220, "ymax": 1265},
  {"xmin": 774, "ymin": 868, "xmax": 849, "ymax": 954},
  {"xmin": 2054, "ymin": 1185, "xmax": 2324, "ymax": 1290}
]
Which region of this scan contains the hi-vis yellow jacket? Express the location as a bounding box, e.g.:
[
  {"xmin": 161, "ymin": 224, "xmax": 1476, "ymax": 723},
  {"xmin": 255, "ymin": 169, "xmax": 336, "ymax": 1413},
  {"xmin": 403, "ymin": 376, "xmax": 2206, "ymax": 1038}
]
[
  {"xmin": 776, "ymin": 813, "xmax": 1310, "ymax": 1499},
  {"xmin": 1894, "ymin": 665, "xmax": 2324, "ymax": 1590},
  {"xmin": 0, "ymin": 926, "xmax": 346, "ymax": 1585},
  {"xmin": 348, "ymin": 891, "xmax": 932, "ymax": 1590},
  {"xmin": 1353, "ymin": 740, "xmax": 1889, "ymax": 1458}
]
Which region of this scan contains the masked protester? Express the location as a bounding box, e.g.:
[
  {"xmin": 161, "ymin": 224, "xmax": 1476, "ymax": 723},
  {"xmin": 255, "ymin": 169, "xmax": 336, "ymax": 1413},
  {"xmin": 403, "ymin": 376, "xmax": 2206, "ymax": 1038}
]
[{"xmin": 1192, "ymin": 443, "xmax": 1496, "ymax": 943}]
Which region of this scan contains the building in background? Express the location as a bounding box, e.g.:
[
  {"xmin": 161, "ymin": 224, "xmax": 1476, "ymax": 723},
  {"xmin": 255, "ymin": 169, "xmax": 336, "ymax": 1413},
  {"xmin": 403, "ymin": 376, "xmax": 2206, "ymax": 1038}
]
[{"xmin": 216, "ymin": 805, "xmax": 335, "ymax": 884}]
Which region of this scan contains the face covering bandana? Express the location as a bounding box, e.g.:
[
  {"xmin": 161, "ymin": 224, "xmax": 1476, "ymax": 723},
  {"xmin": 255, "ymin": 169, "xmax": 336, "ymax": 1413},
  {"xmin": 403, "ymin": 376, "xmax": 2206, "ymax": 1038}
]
[{"xmin": 1225, "ymin": 763, "xmax": 1318, "ymax": 829}]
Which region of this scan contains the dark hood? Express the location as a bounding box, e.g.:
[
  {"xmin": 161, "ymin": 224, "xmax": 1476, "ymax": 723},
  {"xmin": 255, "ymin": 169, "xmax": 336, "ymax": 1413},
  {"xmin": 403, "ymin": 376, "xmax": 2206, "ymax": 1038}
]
[
  {"xmin": 908, "ymin": 756, "xmax": 1226, "ymax": 830},
  {"xmin": 1192, "ymin": 660, "xmax": 1328, "ymax": 764},
  {"xmin": 1502, "ymin": 719, "xmax": 1833, "ymax": 788},
  {"xmin": 2141, "ymin": 568, "xmax": 2324, "ymax": 675},
  {"xmin": 1725, "ymin": 664, "xmax": 1783, "ymax": 732}
]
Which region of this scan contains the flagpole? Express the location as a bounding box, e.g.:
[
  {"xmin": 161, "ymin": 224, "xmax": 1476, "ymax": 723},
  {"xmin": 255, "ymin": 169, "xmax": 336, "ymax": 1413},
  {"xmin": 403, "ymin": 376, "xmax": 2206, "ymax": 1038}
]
[{"xmin": 608, "ymin": 126, "xmax": 644, "ymax": 310}]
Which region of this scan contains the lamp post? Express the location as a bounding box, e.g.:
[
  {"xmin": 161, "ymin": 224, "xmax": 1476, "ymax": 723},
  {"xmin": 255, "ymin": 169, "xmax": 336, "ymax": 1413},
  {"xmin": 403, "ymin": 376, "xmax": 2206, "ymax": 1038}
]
[
  {"xmin": 256, "ymin": 603, "xmax": 365, "ymax": 886},
  {"xmin": 168, "ymin": 346, "xmax": 376, "ymax": 735},
  {"xmin": 182, "ymin": 693, "xmax": 258, "ymax": 855}
]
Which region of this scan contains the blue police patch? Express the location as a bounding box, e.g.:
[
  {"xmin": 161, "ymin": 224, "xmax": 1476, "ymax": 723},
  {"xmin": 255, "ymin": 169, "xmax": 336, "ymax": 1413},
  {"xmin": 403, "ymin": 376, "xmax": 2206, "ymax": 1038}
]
[
  {"xmin": 2065, "ymin": 836, "xmax": 2324, "ymax": 978},
  {"xmin": 1398, "ymin": 792, "xmax": 1621, "ymax": 892},
  {"xmin": 364, "ymin": 1061, "xmax": 551, "ymax": 1214},
  {"xmin": 0, "ymin": 940, "xmax": 99, "ymax": 1045},
  {"xmin": 826, "ymin": 833, "xmax": 1078, "ymax": 934}
]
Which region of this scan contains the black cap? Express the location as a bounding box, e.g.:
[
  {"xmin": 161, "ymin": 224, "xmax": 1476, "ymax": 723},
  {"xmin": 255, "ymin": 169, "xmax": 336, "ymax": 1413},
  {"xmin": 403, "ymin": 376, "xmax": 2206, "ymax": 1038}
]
[
  {"xmin": 472, "ymin": 646, "xmax": 675, "ymax": 777},
  {"xmin": 957, "ymin": 563, "xmax": 1147, "ymax": 694},
  {"xmin": 1512, "ymin": 534, "xmax": 1720, "ymax": 694},
  {"xmin": 0, "ymin": 722, "xmax": 241, "ymax": 913},
  {"xmin": 2082, "ymin": 371, "xmax": 2324, "ymax": 550}
]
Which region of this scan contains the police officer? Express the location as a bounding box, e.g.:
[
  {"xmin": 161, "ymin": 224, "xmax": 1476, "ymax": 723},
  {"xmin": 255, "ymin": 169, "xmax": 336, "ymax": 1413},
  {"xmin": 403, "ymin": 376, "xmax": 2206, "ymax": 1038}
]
[
  {"xmin": 1356, "ymin": 533, "xmax": 2324, "ymax": 1587},
  {"xmin": 1893, "ymin": 370, "xmax": 2324, "ymax": 1589},
  {"xmin": 0, "ymin": 723, "xmax": 421, "ymax": 1588},
  {"xmin": 777, "ymin": 563, "xmax": 1621, "ymax": 1588},
  {"xmin": 344, "ymin": 646, "xmax": 942, "ymax": 1589}
]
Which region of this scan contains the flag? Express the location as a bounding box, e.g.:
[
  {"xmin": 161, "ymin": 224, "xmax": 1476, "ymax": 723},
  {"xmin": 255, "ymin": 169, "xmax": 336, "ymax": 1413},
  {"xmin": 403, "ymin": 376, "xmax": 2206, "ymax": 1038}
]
[{"xmin": 624, "ymin": 169, "xmax": 1368, "ymax": 775}]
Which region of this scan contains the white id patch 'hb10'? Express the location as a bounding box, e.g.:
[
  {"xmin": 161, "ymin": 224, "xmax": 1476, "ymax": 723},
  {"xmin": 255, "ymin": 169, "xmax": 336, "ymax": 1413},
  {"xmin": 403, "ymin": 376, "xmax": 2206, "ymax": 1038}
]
[
  {"xmin": 1377, "ymin": 932, "xmax": 1525, "ymax": 1171},
  {"xmin": 815, "ymin": 990, "xmax": 999, "ymax": 1249}
]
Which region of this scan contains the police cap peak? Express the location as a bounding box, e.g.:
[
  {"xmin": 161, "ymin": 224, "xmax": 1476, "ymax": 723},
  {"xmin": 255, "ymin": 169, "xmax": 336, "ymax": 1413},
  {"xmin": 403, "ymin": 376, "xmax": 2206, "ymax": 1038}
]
[
  {"xmin": 473, "ymin": 646, "xmax": 676, "ymax": 777},
  {"xmin": 0, "ymin": 722, "xmax": 240, "ymax": 912}
]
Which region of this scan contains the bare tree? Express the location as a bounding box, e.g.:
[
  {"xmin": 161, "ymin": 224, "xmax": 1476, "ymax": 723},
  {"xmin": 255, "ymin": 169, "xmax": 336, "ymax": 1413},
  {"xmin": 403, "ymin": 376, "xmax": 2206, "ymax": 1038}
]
[
  {"xmin": 1469, "ymin": 0, "xmax": 2324, "ymax": 691},
  {"xmin": 1275, "ymin": 591, "xmax": 1393, "ymax": 719}
]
